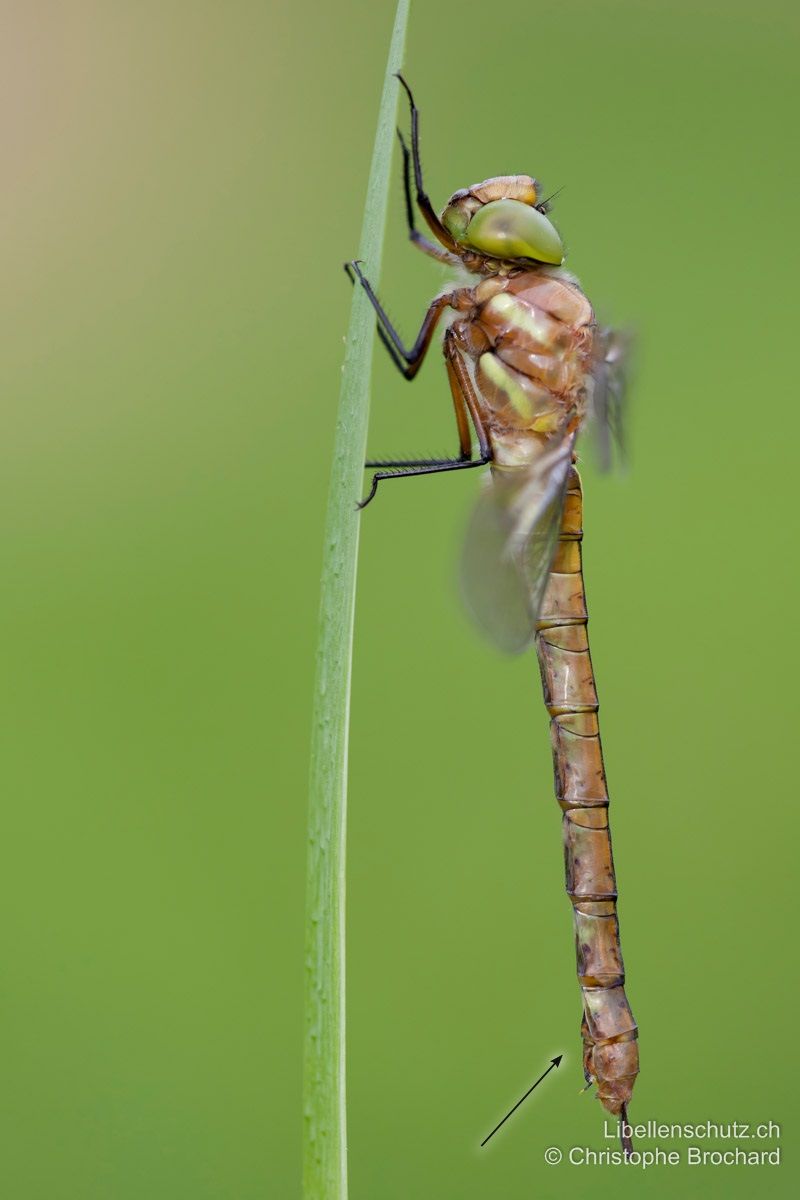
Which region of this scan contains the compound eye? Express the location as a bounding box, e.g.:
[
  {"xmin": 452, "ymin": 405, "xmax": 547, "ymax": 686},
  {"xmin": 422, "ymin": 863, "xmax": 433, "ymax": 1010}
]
[{"xmin": 462, "ymin": 199, "xmax": 563, "ymax": 264}]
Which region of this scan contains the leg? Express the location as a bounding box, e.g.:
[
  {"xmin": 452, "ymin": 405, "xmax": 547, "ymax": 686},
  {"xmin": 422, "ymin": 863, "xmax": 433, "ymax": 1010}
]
[
  {"xmin": 444, "ymin": 330, "xmax": 491, "ymax": 459},
  {"xmin": 396, "ymin": 130, "xmax": 460, "ymax": 266},
  {"xmin": 358, "ymin": 456, "xmax": 489, "ymax": 510},
  {"xmin": 345, "ymin": 260, "xmax": 456, "ymax": 379},
  {"xmin": 343, "ymin": 261, "xmax": 422, "ymax": 378},
  {"xmin": 359, "ymin": 336, "xmax": 492, "ymax": 509},
  {"xmin": 395, "ymin": 74, "xmax": 460, "ymax": 254},
  {"xmin": 444, "ymin": 340, "xmax": 474, "ymax": 462}
]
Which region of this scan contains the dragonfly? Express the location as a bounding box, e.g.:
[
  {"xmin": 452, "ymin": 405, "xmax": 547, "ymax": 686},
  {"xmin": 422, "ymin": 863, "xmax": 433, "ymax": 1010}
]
[{"xmin": 347, "ymin": 75, "xmax": 639, "ymax": 1150}]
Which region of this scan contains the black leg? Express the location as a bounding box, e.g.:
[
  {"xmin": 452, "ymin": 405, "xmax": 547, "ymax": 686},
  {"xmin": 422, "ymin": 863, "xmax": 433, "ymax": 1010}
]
[
  {"xmin": 344, "ymin": 261, "xmax": 410, "ymax": 377},
  {"xmin": 395, "ymin": 74, "xmax": 459, "ymax": 254},
  {"xmin": 354, "ymin": 326, "xmax": 493, "ymax": 509},
  {"xmin": 396, "ymin": 130, "xmax": 460, "ymax": 265},
  {"xmin": 345, "ymin": 259, "xmax": 457, "ymax": 380},
  {"xmin": 358, "ymin": 454, "xmax": 490, "ymax": 510}
]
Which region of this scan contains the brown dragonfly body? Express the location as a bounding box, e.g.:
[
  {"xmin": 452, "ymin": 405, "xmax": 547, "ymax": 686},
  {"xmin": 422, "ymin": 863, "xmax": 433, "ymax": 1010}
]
[
  {"xmin": 453, "ymin": 271, "xmax": 592, "ymax": 459},
  {"xmin": 347, "ymin": 76, "xmax": 638, "ymax": 1143},
  {"xmin": 539, "ymin": 471, "xmax": 639, "ymax": 1118}
]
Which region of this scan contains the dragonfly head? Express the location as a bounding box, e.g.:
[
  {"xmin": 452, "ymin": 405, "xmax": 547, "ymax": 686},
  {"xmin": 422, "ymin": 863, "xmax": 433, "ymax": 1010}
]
[{"xmin": 441, "ymin": 176, "xmax": 564, "ymax": 267}]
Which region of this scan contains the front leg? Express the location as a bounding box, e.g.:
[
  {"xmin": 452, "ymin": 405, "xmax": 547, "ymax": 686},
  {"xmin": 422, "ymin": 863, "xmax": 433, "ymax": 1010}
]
[{"xmin": 396, "ymin": 130, "xmax": 461, "ymax": 267}]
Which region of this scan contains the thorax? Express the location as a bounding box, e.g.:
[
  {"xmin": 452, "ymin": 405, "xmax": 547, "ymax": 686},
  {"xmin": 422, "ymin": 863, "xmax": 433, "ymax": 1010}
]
[{"xmin": 452, "ymin": 267, "xmax": 595, "ymax": 466}]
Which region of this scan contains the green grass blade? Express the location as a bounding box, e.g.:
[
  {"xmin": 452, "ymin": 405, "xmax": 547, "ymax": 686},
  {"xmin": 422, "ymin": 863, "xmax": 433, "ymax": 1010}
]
[{"xmin": 303, "ymin": 4, "xmax": 410, "ymax": 1197}]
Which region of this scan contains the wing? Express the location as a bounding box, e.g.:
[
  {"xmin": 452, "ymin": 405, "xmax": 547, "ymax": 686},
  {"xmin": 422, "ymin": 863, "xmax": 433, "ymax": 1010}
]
[
  {"xmin": 459, "ymin": 433, "xmax": 576, "ymax": 654},
  {"xmin": 588, "ymin": 326, "xmax": 633, "ymax": 472}
]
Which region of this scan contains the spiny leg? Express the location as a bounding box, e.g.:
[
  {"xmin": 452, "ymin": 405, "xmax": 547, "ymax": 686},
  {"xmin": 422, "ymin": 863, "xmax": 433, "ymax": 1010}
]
[
  {"xmin": 345, "ymin": 259, "xmax": 455, "ymax": 379},
  {"xmin": 343, "ymin": 261, "xmax": 419, "ymax": 378},
  {"xmin": 393, "ymin": 74, "xmax": 455, "ymax": 253},
  {"xmin": 358, "ymin": 456, "xmax": 489, "ymax": 511},
  {"xmin": 364, "ymin": 348, "xmax": 473, "ymax": 474},
  {"xmin": 396, "ymin": 129, "xmax": 460, "ymax": 265},
  {"xmin": 359, "ymin": 334, "xmax": 491, "ymax": 509},
  {"xmin": 395, "ymin": 73, "xmax": 460, "ymax": 254}
]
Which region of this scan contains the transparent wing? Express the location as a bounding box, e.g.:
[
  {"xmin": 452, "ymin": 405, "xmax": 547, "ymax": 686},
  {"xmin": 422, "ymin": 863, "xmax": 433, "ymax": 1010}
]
[
  {"xmin": 588, "ymin": 326, "xmax": 633, "ymax": 472},
  {"xmin": 459, "ymin": 433, "xmax": 576, "ymax": 654}
]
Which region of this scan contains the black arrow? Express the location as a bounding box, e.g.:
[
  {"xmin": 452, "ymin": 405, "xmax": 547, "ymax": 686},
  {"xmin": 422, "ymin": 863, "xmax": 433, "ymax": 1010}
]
[{"xmin": 480, "ymin": 1055, "xmax": 564, "ymax": 1147}]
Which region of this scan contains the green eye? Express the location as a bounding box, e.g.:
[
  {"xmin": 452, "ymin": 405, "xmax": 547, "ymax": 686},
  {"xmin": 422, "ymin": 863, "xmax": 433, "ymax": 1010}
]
[
  {"xmin": 462, "ymin": 198, "xmax": 564, "ymax": 264},
  {"xmin": 442, "ymin": 205, "xmax": 470, "ymax": 241}
]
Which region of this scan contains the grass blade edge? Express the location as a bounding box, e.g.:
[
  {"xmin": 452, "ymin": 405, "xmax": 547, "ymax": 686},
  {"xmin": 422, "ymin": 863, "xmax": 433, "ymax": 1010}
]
[{"xmin": 303, "ymin": 4, "xmax": 410, "ymax": 1198}]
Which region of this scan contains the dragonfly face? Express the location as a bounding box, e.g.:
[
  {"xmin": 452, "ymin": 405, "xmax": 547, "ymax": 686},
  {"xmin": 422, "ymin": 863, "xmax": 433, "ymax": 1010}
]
[{"xmin": 442, "ymin": 176, "xmax": 565, "ymax": 268}]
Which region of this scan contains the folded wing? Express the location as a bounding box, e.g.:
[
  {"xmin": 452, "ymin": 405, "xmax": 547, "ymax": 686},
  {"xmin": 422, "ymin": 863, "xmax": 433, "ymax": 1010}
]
[
  {"xmin": 460, "ymin": 433, "xmax": 576, "ymax": 654},
  {"xmin": 588, "ymin": 326, "xmax": 633, "ymax": 472}
]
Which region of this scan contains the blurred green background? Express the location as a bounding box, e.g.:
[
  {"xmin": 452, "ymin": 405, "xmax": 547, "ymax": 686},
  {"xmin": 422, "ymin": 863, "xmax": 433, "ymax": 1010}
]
[{"xmin": 1, "ymin": 1, "xmax": 797, "ymax": 1196}]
